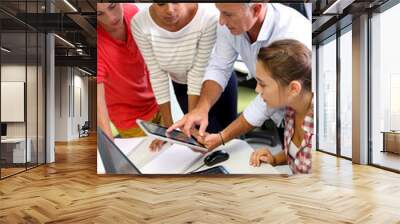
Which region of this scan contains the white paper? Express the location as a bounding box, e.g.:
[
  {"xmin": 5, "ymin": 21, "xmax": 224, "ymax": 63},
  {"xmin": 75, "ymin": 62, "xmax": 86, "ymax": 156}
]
[
  {"xmin": 114, "ymin": 137, "xmax": 145, "ymax": 155},
  {"xmin": 140, "ymin": 144, "xmax": 203, "ymax": 174},
  {"xmin": 127, "ymin": 138, "xmax": 172, "ymax": 169}
]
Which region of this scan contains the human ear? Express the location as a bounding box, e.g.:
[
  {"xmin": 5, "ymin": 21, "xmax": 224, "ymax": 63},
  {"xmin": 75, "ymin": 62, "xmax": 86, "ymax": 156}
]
[
  {"xmin": 289, "ymin": 81, "xmax": 302, "ymax": 96},
  {"xmin": 252, "ymin": 3, "xmax": 262, "ymax": 17}
]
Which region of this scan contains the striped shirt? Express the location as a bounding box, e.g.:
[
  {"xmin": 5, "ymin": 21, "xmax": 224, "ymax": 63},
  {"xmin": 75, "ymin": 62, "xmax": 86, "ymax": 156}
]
[
  {"xmin": 131, "ymin": 5, "xmax": 218, "ymax": 104},
  {"xmin": 283, "ymin": 99, "xmax": 314, "ymax": 174}
]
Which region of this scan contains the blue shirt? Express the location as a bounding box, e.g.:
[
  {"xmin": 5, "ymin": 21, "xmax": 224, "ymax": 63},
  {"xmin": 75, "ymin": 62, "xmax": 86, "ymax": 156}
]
[{"xmin": 203, "ymin": 3, "xmax": 311, "ymax": 127}]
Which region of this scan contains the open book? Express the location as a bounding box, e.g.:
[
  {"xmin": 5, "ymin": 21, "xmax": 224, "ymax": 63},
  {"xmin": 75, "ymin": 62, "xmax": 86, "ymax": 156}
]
[
  {"xmin": 113, "ymin": 137, "xmax": 280, "ymax": 175},
  {"xmin": 115, "ymin": 137, "xmax": 203, "ymax": 174}
]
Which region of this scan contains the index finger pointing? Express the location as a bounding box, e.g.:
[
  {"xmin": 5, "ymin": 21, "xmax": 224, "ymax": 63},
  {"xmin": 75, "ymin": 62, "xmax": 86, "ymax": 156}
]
[
  {"xmin": 183, "ymin": 118, "xmax": 195, "ymax": 137},
  {"xmin": 166, "ymin": 118, "xmax": 185, "ymax": 133}
]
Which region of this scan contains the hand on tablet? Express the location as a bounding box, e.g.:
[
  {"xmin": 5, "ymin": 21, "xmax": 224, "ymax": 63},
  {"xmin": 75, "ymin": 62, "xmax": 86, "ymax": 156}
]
[
  {"xmin": 149, "ymin": 139, "xmax": 166, "ymax": 152},
  {"xmin": 166, "ymin": 108, "xmax": 209, "ymax": 137},
  {"xmin": 195, "ymin": 133, "xmax": 221, "ymax": 151},
  {"xmin": 139, "ymin": 120, "xmax": 208, "ymax": 153},
  {"xmin": 192, "ymin": 129, "xmax": 223, "ymax": 152}
]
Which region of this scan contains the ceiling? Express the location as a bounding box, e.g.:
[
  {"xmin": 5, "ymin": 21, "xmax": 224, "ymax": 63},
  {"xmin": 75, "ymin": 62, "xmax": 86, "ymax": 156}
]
[
  {"xmin": 0, "ymin": 0, "xmax": 96, "ymax": 74},
  {"xmin": 312, "ymin": 0, "xmax": 391, "ymax": 44},
  {"xmin": 2, "ymin": 0, "xmax": 395, "ymax": 74}
]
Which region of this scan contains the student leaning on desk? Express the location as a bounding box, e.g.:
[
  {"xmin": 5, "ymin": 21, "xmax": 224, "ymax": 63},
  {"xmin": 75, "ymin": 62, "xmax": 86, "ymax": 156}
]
[
  {"xmin": 250, "ymin": 40, "xmax": 313, "ymax": 174},
  {"xmin": 171, "ymin": 39, "xmax": 314, "ymax": 174},
  {"xmin": 97, "ymin": 3, "xmax": 162, "ymax": 141}
]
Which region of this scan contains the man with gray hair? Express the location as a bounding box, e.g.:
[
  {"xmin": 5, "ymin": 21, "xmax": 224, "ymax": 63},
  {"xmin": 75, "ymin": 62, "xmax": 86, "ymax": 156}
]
[{"xmin": 168, "ymin": 3, "xmax": 311, "ymax": 151}]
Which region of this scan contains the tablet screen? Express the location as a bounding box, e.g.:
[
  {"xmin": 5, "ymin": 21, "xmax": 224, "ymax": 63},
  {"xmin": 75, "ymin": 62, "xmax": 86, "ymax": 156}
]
[{"xmin": 141, "ymin": 122, "xmax": 204, "ymax": 147}]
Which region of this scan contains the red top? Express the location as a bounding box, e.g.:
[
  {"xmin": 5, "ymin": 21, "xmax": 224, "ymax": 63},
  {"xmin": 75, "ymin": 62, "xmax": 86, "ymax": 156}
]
[{"xmin": 97, "ymin": 4, "xmax": 158, "ymax": 130}]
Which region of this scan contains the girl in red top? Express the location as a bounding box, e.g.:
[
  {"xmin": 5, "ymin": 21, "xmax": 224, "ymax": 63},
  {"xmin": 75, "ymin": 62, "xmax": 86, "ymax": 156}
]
[
  {"xmin": 250, "ymin": 39, "xmax": 314, "ymax": 174},
  {"xmin": 97, "ymin": 3, "xmax": 159, "ymax": 140}
]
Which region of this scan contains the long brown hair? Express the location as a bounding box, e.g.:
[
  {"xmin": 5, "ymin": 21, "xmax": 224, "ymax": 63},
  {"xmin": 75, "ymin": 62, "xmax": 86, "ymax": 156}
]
[{"xmin": 257, "ymin": 39, "xmax": 311, "ymax": 92}]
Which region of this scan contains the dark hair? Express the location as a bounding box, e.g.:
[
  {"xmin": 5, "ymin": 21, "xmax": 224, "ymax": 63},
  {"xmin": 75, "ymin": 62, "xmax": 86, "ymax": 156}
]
[{"xmin": 257, "ymin": 39, "xmax": 311, "ymax": 92}]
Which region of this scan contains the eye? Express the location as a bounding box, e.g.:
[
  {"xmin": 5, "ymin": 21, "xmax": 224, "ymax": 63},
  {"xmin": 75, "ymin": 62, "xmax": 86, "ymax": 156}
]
[
  {"xmin": 257, "ymin": 80, "xmax": 265, "ymax": 87},
  {"xmin": 222, "ymin": 12, "xmax": 232, "ymax": 17},
  {"xmin": 109, "ymin": 3, "xmax": 116, "ymax": 9},
  {"xmin": 97, "ymin": 11, "xmax": 103, "ymax": 16}
]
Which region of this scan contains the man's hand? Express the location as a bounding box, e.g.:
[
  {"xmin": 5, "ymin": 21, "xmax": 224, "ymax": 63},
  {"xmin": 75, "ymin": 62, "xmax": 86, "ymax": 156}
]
[
  {"xmin": 195, "ymin": 133, "xmax": 223, "ymax": 151},
  {"xmin": 249, "ymin": 147, "xmax": 276, "ymax": 167},
  {"xmin": 167, "ymin": 107, "xmax": 209, "ymax": 137},
  {"xmin": 149, "ymin": 139, "xmax": 166, "ymax": 152}
]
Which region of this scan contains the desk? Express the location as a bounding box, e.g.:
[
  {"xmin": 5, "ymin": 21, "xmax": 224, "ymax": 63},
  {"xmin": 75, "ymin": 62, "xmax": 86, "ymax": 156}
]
[
  {"xmin": 189, "ymin": 140, "xmax": 280, "ymax": 174},
  {"xmin": 97, "ymin": 137, "xmax": 281, "ymax": 175},
  {"xmin": 1, "ymin": 138, "xmax": 31, "ymax": 163},
  {"xmin": 381, "ymin": 131, "xmax": 400, "ymax": 154}
]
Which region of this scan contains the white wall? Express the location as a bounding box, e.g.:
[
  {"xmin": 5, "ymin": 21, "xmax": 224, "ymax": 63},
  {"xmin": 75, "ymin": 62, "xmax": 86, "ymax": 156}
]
[
  {"xmin": 1, "ymin": 63, "xmax": 46, "ymax": 163},
  {"xmin": 1, "ymin": 65, "xmax": 25, "ymax": 142},
  {"xmin": 54, "ymin": 67, "xmax": 89, "ymax": 141},
  {"xmin": 1, "ymin": 65, "xmax": 26, "ymax": 81},
  {"xmin": 72, "ymin": 73, "xmax": 89, "ymax": 138},
  {"xmin": 1, "ymin": 65, "xmax": 28, "ymax": 138},
  {"xmin": 55, "ymin": 66, "xmax": 69, "ymax": 141}
]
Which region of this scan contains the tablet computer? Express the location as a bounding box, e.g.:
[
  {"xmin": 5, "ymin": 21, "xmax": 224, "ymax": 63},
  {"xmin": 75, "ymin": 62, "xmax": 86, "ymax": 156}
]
[{"xmin": 136, "ymin": 119, "xmax": 208, "ymax": 152}]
